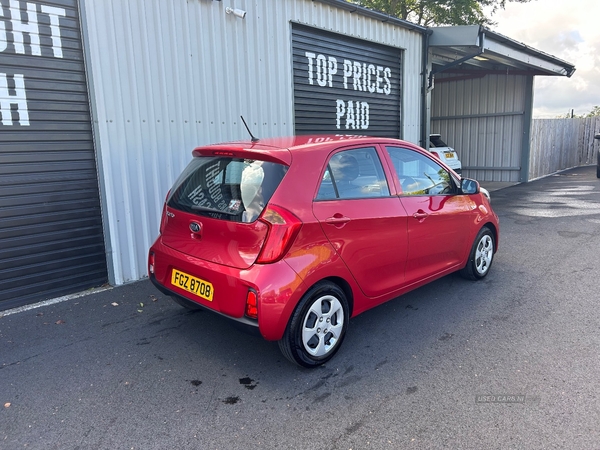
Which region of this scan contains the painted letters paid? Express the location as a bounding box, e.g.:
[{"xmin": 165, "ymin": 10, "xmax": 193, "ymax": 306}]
[{"xmin": 336, "ymin": 99, "xmax": 369, "ymax": 130}]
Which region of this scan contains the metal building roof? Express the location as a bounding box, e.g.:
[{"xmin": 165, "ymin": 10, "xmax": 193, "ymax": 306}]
[
  {"xmin": 429, "ymin": 25, "xmax": 576, "ymax": 78},
  {"xmin": 314, "ymin": 4, "xmax": 575, "ymax": 78}
]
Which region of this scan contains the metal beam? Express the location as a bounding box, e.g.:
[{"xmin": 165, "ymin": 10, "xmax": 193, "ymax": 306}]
[{"xmin": 431, "ymin": 111, "xmax": 524, "ymax": 121}]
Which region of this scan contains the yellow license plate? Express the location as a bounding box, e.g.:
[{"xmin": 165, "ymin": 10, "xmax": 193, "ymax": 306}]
[
  {"xmin": 171, "ymin": 269, "xmax": 214, "ymax": 301},
  {"xmin": 444, "ymin": 152, "xmax": 455, "ymax": 159}
]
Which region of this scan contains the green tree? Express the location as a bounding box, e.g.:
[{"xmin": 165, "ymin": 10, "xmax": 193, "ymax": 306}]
[
  {"xmin": 349, "ymin": 0, "xmax": 532, "ymax": 27},
  {"xmin": 584, "ymin": 106, "xmax": 600, "ymax": 117}
]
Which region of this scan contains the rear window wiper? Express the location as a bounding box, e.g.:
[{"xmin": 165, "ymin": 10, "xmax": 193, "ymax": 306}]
[{"xmin": 191, "ymin": 205, "xmax": 239, "ymax": 215}]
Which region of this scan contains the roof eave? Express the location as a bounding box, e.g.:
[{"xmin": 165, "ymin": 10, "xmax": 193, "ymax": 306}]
[
  {"xmin": 312, "ymin": 0, "xmax": 429, "ymax": 34},
  {"xmin": 429, "ymin": 25, "xmax": 576, "ymax": 78}
]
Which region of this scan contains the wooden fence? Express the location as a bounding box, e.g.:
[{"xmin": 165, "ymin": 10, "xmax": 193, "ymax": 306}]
[{"xmin": 529, "ymin": 117, "xmax": 600, "ymax": 180}]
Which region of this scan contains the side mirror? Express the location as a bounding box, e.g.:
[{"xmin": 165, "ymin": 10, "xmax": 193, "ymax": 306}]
[
  {"xmin": 594, "ymin": 134, "xmax": 600, "ymax": 140},
  {"xmin": 460, "ymin": 178, "xmax": 480, "ymax": 195}
]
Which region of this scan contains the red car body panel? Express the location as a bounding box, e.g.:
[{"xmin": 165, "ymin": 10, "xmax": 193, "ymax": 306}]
[
  {"xmin": 161, "ymin": 207, "xmax": 270, "ymax": 269},
  {"xmin": 149, "ymin": 135, "xmax": 500, "ymax": 342},
  {"xmin": 400, "ymin": 194, "xmax": 475, "ymax": 282},
  {"xmin": 313, "ymin": 197, "xmax": 409, "ymax": 298}
]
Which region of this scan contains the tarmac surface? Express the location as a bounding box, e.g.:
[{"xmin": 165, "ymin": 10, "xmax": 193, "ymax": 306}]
[{"xmin": 1, "ymin": 165, "xmax": 599, "ymax": 449}]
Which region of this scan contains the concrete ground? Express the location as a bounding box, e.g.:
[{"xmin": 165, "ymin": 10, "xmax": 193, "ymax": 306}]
[
  {"xmin": 1, "ymin": 165, "xmax": 599, "ymax": 449},
  {"xmin": 480, "ymin": 180, "xmax": 520, "ymax": 192}
]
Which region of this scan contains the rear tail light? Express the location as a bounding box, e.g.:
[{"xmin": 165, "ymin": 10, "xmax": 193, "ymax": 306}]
[
  {"xmin": 256, "ymin": 205, "xmax": 302, "ymax": 264},
  {"xmin": 430, "ymin": 151, "xmax": 440, "ymax": 159},
  {"xmin": 245, "ymin": 289, "xmax": 258, "ymax": 319},
  {"xmin": 148, "ymin": 251, "xmax": 155, "ymax": 274}
]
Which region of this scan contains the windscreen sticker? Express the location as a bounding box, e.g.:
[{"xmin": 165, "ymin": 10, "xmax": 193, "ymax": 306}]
[
  {"xmin": 186, "ymin": 161, "xmax": 227, "ymax": 210},
  {"xmin": 228, "ymin": 199, "xmax": 242, "ymax": 211}
]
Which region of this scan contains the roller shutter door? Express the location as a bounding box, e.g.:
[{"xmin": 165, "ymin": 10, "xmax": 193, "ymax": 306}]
[
  {"xmin": 292, "ymin": 23, "xmax": 402, "ymax": 138},
  {"xmin": 0, "ymin": 0, "xmax": 107, "ymax": 310}
]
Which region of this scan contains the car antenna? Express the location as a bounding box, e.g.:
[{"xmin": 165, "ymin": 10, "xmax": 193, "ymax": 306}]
[{"xmin": 240, "ymin": 116, "xmax": 259, "ymax": 142}]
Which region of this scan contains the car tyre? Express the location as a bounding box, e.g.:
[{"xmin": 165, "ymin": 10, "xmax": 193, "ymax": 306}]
[
  {"xmin": 279, "ymin": 281, "xmax": 349, "ymax": 368},
  {"xmin": 460, "ymin": 227, "xmax": 495, "ymax": 280}
]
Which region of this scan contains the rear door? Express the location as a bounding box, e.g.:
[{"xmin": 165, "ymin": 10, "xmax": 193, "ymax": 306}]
[
  {"xmin": 383, "ymin": 146, "xmax": 475, "ymax": 283},
  {"xmin": 312, "ymin": 146, "xmax": 409, "ymax": 298}
]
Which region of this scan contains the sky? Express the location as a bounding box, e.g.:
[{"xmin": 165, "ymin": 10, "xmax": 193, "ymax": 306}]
[{"xmin": 485, "ymin": 0, "xmax": 600, "ymax": 118}]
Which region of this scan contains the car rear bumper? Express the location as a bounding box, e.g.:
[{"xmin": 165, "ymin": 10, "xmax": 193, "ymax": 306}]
[
  {"xmin": 149, "ymin": 237, "xmax": 305, "ymax": 341},
  {"xmin": 149, "ymin": 274, "xmax": 261, "ymax": 335}
]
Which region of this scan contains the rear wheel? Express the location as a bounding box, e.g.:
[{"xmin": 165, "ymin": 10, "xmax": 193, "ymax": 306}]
[
  {"xmin": 460, "ymin": 227, "xmax": 495, "ymax": 280},
  {"xmin": 279, "ymin": 281, "xmax": 349, "ymax": 368}
]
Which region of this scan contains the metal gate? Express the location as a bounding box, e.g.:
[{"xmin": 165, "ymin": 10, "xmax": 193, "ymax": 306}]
[
  {"xmin": 291, "ymin": 23, "xmax": 403, "ymax": 138},
  {"xmin": 0, "ymin": 0, "xmax": 107, "ymax": 310}
]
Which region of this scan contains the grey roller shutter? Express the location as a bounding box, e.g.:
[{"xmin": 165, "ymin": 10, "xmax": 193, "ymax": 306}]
[
  {"xmin": 0, "ymin": 0, "xmax": 107, "ymax": 309},
  {"xmin": 292, "ymin": 23, "xmax": 402, "ymax": 138}
]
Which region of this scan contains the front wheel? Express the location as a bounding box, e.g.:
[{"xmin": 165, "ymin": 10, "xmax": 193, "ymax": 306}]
[
  {"xmin": 460, "ymin": 227, "xmax": 495, "ymax": 280},
  {"xmin": 279, "ymin": 281, "xmax": 349, "ymax": 368}
]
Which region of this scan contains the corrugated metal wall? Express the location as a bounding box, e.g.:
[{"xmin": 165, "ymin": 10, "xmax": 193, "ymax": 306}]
[
  {"xmin": 0, "ymin": 0, "xmax": 107, "ymax": 309},
  {"xmin": 79, "ymin": 0, "xmax": 424, "ymax": 285},
  {"xmin": 431, "ymin": 73, "xmax": 529, "ymax": 182}
]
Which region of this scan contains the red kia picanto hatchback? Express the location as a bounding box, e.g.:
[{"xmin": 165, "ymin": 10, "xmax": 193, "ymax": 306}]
[{"xmin": 149, "ymin": 135, "xmax": 499, "ymax": 367}]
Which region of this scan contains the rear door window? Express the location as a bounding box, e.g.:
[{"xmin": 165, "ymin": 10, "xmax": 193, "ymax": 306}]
[
  {"xmin": 167, "ymin": 157, "xmax": 287, "ymax": 222},
  {"xmin": 316, "ymin": 147, "xmax": 390, "ymax": 200}
]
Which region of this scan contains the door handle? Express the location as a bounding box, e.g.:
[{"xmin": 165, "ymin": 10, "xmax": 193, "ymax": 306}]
[
  {"xmin": 413, "ymin": 211, "xmax": 429, "ymax": 221},
  {"xmin": 325, "ymin": 214, "xmax": 351, "ymax": 225}
]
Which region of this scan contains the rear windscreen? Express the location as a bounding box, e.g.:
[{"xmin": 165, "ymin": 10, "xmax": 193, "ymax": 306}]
[
  {"xmin": 430, "ymin": 135, "xmax": 448, "ymax": 148},
  {"xmin": 167, "ymin": 157, "xmax": 287, "ymax": 223}
]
